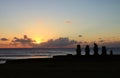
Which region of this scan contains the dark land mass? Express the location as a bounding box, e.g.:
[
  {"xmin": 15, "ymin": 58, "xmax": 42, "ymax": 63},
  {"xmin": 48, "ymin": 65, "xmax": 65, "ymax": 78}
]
[
  {"xmin": 0, "ymin": 44, "xmax": 120, "ymax": 78},
  {"xmin": 0, "ymin": 55, "xmax": 120, "ymax": 78}
]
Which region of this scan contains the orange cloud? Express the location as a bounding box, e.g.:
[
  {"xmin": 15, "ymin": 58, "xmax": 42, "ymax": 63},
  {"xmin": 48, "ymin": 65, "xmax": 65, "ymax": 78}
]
[{"xmin": 0, "ymin": 38, "xmax": 9, "ymax": 41}]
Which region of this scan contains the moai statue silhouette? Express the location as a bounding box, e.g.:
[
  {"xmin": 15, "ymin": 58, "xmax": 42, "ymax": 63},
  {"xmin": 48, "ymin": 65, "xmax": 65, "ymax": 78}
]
[
  {"xmin": 85, "ymin": 45, "xmax": 90, "ymax": 56},
  {"xmin": 93, "ymin": 43, "xmax": 99, "ymax": 55},
  {"xmin": 102, "ymin": 46, "xmax": 107, "ymax": 56},
  {"xmin": 110, "ymin": 50, "xmax": 113, "ymax": 56},
  {"xmin": 76, "ymin": 45, "xmax": 81, "ymax": 56}
]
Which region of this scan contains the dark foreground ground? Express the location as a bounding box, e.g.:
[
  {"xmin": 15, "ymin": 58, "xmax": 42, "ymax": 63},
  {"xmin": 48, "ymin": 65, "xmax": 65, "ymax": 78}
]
[{"xmin": 0, "ymin": 55, "xmax": 120, "ymax": 78}]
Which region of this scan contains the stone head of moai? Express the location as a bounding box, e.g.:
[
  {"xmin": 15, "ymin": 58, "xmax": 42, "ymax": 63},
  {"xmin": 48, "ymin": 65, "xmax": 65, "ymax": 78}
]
[
  {"xmin": 102, "ymin": 46, "xmax": 107, "ymax": 55},
  {"xmin": 85, "ymin": 45, "xmax": 90, "ymax": 55},
  {"xmin": 93, "ymin": 43, "xmax": 99, "ymax": 55},
  {"xmin": 76, "ymin": 45, "xmax": 81, "ymax": 55}
]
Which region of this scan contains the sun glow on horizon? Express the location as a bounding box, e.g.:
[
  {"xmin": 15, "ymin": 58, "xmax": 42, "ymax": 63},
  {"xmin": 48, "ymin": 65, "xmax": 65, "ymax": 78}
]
[{"xmin": 34, "ymin": 37, "xmax": 42, "ymax": 44}]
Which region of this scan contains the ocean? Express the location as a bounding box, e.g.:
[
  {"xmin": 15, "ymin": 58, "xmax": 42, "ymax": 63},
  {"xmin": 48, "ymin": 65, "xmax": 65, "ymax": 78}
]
[{"xmin": 0, "ymin": 48, "xmax": 120, "ymax": 60}]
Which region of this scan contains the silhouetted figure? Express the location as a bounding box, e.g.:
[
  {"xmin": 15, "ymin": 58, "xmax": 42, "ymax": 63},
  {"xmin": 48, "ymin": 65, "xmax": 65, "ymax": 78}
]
[
  {"xmin": 102, "ymin": 46, "xmax": 107, "ymax": 55},
  {"xmin": 110, "ymin": 50, "xmax": 113, "ymax": 56},
  {"xmin": 76, "ymin": 45, "xmax": 81, "ymax": 56},
  {"xmin": 93, "ymin": 43, "xmax": 99, "ymax": 55},
  {"xmin": 85, "ymin": 45, "xmax": 90, "ymax": 56}
]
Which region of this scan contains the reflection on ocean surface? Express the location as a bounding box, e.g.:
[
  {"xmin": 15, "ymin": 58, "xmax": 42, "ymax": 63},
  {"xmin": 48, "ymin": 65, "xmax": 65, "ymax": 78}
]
[{"xmin": 0, "ymin": 48, "xmax": 120, "ymax": 60}]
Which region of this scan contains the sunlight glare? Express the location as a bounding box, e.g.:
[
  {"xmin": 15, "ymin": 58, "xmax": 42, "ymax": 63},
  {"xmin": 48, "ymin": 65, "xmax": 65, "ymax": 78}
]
[{"xmin": 35, "ymin": 38, "xmax": 42, "ymax": 44}]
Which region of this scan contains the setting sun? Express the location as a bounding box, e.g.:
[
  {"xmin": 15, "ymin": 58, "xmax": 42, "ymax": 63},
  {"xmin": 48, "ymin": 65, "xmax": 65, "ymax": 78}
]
[{"xmin": 34, "ymin": 38, "xmax": 42, "ymax": 44}]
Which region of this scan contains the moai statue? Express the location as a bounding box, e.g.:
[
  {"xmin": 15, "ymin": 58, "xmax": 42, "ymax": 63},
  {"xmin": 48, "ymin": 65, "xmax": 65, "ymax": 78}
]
[
  {"xmin": 110, "ymin": 50, "xmax": 113, "ymax": 56},
  {"xmin": 85, "ymin": 45, "xmax": 90, "ymax": 56},
  {"xmin": 93, "ymin": 43, "xmax": 99, "ymax": 55},
  {"xmin": 76, "ymin": 45, "xmax": 81, "ymax": 56},
  {"xmin": 102, "ymin": 46, "xmax": 107, "ymax": 56}
]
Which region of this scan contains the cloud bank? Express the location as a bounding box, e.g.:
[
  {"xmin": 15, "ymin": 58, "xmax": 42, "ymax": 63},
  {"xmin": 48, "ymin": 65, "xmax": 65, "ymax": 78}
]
[
  {"xmin": 35, "ymin": 37, "xmax": 77, "ymax": 48},
  {"xmin": 10, "ymin": 35, "xmax": 35, "ymax": 46},
  {"xmin": 0, "ymin": 38, "xmax": 9, "ymax": 41},
  {"xmin": 103, "ymin": 41, "xmax": 120, "ymax": 48},
  {"xmin": 0, "ymin": 35, "xmax": 120, "ymax": 48}
]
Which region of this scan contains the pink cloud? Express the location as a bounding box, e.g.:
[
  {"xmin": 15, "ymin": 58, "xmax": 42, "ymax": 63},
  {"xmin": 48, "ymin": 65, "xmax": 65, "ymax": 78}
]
[{"xmin": 65, "ymin": 20, "xmax": 72, "ymax": 24}]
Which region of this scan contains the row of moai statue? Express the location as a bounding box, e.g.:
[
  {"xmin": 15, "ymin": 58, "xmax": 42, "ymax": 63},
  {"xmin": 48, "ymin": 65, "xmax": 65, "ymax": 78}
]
[{"xmin": 76, "ymin": 43, "xmax": 113, "ymax": 56}]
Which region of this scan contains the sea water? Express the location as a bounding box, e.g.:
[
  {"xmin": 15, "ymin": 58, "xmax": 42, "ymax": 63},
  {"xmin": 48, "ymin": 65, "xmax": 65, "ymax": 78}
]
[
  {"xmin": 0, "ymin": 48, "xmax": 120, "ymax": 60},
  {"xmin": 0, "ymin": 48, "xmax": 75, "ymax": 60}
]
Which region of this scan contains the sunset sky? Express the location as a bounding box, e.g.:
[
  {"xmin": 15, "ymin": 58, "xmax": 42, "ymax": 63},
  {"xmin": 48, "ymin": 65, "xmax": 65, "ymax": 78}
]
[{"xmin": 0, "ymin": 0, "xmax": 120, "ymax": 48}]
